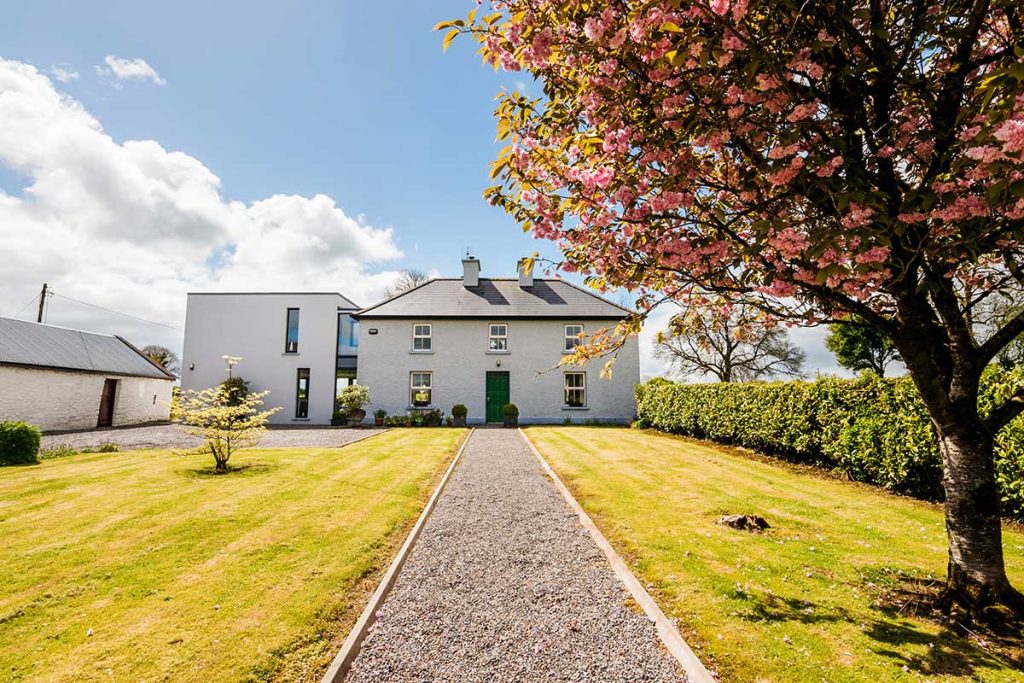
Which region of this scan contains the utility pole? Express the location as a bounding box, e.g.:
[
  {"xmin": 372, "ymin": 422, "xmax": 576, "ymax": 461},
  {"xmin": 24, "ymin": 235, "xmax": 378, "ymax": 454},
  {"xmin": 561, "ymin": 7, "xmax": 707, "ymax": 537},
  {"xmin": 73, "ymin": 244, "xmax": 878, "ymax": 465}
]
[{"xmin": 36, "ymin": 283, "xmax": 48, "ymax": 323}]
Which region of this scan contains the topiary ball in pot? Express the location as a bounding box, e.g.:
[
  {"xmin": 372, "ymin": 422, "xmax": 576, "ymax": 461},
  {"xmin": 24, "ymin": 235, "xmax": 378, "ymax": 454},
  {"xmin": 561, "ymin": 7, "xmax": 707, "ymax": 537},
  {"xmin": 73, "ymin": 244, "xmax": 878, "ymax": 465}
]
[
  {"xmin": 452, "ymin": 404, "xmax": 468, "ymax": 427},
  {"xmin": 502, "ymin": 403, "xmax": 519, "ymax": 428}
]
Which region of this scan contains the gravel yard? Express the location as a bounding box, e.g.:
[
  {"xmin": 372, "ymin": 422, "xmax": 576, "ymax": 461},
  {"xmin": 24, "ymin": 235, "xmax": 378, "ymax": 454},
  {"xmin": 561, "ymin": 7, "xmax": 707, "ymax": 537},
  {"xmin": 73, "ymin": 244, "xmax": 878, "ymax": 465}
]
[
  {"xmin": 41, "ymin": 423, "xmax": 384, "ymax": 451},
  {"xmin": 345, "ymin": 428, "xmax": 686, "ymax": 683}
]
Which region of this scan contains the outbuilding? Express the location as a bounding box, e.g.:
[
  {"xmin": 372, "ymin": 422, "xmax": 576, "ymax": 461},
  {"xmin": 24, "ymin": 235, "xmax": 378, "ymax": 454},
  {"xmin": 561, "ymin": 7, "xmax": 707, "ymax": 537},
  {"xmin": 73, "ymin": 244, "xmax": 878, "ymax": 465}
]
[{"xmin": 0, "ymin": 316, "xmax": 175, "ymax": 432}]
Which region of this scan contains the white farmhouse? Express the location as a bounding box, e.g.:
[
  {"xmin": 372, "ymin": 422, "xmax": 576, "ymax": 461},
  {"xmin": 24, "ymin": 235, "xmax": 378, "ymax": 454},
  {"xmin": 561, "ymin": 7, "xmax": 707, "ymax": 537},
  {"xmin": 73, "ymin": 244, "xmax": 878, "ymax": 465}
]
[
  {"xmin": 356, "ymin": 258, "xmax": 639, "ymax": 424},
  {"xmin": 181, "ymin": 293, "xmax": 360, "ymax": 425},
  {"xmin": 179, "ymin": 258, "xmax": 639, "ymax": 425},
  {"xmin": 0, "ymin": 317, "xmax": 175, "ymax": 432}
]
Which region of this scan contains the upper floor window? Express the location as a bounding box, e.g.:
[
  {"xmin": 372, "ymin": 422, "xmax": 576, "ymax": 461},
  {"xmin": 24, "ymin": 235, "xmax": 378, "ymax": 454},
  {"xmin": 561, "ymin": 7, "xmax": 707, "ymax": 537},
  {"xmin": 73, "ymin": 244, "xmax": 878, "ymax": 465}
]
[
  {"xmin": 337, "ymin": 313, "xmax": 359, "ymax": 350},
  {"xmin": 564, "ymin": 324, "xmax": 583, "ymax": 353},
  {"xmin": 564, "ymin": 372, "xmax": 586, "ymax": 407},
  {"xmin": 413, "ymin": 323, "xmax": 432, "ymax": 351},
  {"xmin": 285, "ymin": 308, "xmax": 300, "ymax": 353},
  {"xmin": 488, "ymin": 323, "xmax": 508, "ymax": 352}
]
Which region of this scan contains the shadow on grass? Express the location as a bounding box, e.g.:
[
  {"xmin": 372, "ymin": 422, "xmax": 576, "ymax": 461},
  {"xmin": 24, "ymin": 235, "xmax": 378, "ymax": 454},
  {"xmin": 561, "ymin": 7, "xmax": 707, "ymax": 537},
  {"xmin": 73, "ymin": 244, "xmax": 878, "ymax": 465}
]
[
  {"xmin": 183, "ymin": 462, "xmax": 278, "ymax": 478},
  {"xmin": 730, "ymin": 568, "xmax": 1023, "ymax": 679}
]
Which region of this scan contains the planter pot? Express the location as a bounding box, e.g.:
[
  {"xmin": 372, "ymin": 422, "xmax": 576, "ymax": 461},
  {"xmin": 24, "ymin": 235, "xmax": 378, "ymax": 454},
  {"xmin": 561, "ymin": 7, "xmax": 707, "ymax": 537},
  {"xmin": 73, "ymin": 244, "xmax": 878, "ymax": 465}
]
[
  {"xmin": 330, "ymin": 417, "xmax": 347, "ymax": 427},
  {"xmin": 503, "ymin": 416, "xmax": 518, "ymax": 428},
  {"xmin": 374, "ymin": 418, "xmax": 384, "ymax": 426},
  {"xmin": 453, "ymin": 416, "xmax": 466, "ymax": 427},
  {"xmin": 347, "ymin": 409, "xmax": 366, "ymax": 426}
]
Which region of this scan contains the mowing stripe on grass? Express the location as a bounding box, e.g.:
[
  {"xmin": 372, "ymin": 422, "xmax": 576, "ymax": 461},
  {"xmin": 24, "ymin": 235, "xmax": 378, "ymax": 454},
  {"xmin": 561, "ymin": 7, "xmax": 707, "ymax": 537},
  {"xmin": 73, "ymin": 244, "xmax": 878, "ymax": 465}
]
[
  {"xmin": 519, "ymin": 427, "xmax": 718, "ymax": 683},
  {"xmin": 320, "ymin": 428, "xmax": 475, "ymax": 683}
]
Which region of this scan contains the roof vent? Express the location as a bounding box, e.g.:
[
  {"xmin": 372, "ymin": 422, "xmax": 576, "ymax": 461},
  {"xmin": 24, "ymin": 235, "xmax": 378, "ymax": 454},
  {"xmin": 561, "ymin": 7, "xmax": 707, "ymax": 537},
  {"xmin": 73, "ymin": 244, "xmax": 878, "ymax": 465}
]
[
  {"xmin": 462, "ymin": 256, "xmax": 480, "ymax": 288},
  {"xmin": 517, "ymin": 258, "xmax": 534, "ymax": 288}
]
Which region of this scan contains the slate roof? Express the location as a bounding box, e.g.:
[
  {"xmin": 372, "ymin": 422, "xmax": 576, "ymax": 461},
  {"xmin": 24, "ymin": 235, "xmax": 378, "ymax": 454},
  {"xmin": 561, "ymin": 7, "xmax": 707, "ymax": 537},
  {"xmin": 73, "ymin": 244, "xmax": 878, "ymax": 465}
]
[
  {"xmin": 0, "ymin": 317, "xmax": 175, "ymax": 380},
  {"xmin": 354, "ymin": 278, "xmax": 632, "ymax": 320}
]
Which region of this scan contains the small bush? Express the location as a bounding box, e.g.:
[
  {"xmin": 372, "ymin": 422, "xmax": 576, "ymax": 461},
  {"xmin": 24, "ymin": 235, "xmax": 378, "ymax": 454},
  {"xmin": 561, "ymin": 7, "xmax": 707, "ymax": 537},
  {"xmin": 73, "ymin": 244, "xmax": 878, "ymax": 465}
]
[
  {"xmin": 0, "ymin": 421, "xmax": 42, "ymax": 465},
  {"xmin": 452, "ymin": 404, "xmax": 468, "ymax": 419},
  {"xmin": 503, "ymin": 403, "xmax": 519, "ymax": 418},
  {"xmin": 635, "ymin": 369, "xmax": 1024, "ymax": 517}
]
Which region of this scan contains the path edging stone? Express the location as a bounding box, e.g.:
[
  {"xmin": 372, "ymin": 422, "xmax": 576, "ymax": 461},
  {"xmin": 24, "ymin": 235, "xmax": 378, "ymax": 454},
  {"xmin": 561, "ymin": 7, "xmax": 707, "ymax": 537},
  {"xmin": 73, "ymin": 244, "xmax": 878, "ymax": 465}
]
[
  {"xmin": 320, "ymin": 428, "xmax": 475, "ymax": 683},
  {"xmin": 519, "ymin": 427, "xmax": 718, "ymax": 683}
]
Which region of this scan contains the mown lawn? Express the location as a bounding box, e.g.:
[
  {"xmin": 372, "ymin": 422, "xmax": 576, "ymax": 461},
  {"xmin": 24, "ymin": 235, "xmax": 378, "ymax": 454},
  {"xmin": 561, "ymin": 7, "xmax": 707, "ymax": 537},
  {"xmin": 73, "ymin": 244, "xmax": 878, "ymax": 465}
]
[
  {"xmin": 525, "ymin": 426, "xmax": 1024, "ymax": 683},
  {"xmin": 0, "ymin": 429, "xmax": 465, "ymax": 682}
]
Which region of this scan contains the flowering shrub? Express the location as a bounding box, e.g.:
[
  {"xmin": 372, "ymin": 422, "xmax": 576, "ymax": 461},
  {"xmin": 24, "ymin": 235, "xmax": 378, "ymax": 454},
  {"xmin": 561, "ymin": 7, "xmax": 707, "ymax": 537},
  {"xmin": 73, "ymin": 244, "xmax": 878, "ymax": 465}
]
[
  {"xmin": 636, "ymin": 370, "xmax": 1024, "ymax": 518},
  {"xmin": 177, "ymin": 385, "xmax": 281, "ymax": 472}
]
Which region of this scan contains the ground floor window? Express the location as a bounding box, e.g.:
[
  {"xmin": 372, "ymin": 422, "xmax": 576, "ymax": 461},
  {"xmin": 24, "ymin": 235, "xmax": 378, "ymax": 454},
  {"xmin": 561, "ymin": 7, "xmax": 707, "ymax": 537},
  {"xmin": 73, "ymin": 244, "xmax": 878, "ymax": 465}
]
[
  {"xmin": 564, "ymin": 372, "xmax": 586, "ymax": 407},
  {"xmin": 411, "ymin": 371, "xmax": 432, "ymax": 407},
  {"xmin": 296, "ymin": 368, "xmax": 310, "ymax": 418}
]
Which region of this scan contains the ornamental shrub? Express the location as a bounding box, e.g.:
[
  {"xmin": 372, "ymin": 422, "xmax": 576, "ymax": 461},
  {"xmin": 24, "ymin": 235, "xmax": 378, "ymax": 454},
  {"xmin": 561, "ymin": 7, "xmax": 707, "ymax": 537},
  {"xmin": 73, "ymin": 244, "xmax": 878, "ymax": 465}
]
[
  {"xmin": 635, "ymin": 369, "xmax": 1024, "ymax": 518},
  {"xmin": 0, "ymin": 421, "xmax": 42, "ymax": 465}
]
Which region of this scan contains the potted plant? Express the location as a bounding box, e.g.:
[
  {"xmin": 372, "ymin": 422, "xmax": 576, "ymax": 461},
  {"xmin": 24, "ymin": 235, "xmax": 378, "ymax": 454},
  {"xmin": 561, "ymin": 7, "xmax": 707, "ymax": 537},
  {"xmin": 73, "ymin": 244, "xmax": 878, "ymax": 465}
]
[
  {"xmin": 452, "ymin": 404, "xmax": 468, "ymax": 427},
  {"xmin": 374, "ymin": 409, "xmax": 387, "ymax": 427},
  {"xmin": 502, "ymin": 403, "xmax": 519, "ymax": 428},
  {"xmin": 337, "ymin": 385, "xmax": 371, "ymax": 426}
]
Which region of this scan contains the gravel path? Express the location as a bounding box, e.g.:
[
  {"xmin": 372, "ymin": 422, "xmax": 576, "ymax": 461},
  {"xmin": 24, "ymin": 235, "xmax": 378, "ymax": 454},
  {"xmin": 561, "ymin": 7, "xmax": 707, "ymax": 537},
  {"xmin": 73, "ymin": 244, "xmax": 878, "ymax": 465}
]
[
  {"xmin": 345, "ymin": 428, "xmax": 687, "ymax": 683},
  {"xmin": 41, "ymin": 424, "xmax": 384, "ymax": 451}
]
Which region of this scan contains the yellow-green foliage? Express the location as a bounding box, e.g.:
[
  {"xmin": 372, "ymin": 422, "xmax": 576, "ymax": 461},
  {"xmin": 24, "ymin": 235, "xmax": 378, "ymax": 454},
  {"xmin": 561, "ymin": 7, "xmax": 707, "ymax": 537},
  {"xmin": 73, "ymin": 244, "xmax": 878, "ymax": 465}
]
[
  {"xmin": 177, "ymin": 385, "xmax": 281, "ymax": 471},
  {"xmin": 0, "ymin": 429, "xmax": 464, "ymax": 681},
  {"xmin": 635, "ymin": 369, "xmax": 1024, "ymax": 517},
  {"xmin": 527, "ymin": 427, "xmax": 1024, "ymax": 683}
]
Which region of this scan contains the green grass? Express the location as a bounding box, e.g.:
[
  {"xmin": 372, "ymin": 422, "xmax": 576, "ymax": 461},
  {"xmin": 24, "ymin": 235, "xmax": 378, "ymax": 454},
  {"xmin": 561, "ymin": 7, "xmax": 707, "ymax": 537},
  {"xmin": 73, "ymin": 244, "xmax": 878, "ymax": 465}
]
[
  {"xmin": 0, "ymin": 429, "xmax": 465, "ymax": 682},
  {"xmin": 525, "ymin": 426, "xmax": 1024, "ymax": 683}
]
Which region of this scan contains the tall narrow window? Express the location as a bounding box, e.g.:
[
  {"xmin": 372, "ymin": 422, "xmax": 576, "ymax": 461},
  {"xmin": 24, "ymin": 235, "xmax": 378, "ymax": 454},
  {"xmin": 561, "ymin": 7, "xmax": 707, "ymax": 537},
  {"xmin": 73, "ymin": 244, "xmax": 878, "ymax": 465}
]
[
  {"xmin": 488, "ymin": 323, "xmax": 508, "ymax": 352},
  {"xmin": 295, "ymin": 368, "xmax": 310, "ymax": 418},
  {"xmin": 350, "ymin": 320, "xmax": 359, "ymax": 348},
  {"xmin": 564, "ymin": 372, "xmax": 586, "ymax": 407},
  {"xmin": 564, "ymin": 324, "xmax": 583, "ymax": 353},
  {"xmin": 410, "ymin": 372, "xmax": 432, "ymax": 407},
  {"xmin": 285, "ymin": 308, "xmax": 300, "ymax": 353},
  {"xmin": 412, "ymin": 323, "xmax": 432, "ymax": 351},
  {"xmin": 337, "ymin": 314, "xmax": 359, "ymax": 350}
]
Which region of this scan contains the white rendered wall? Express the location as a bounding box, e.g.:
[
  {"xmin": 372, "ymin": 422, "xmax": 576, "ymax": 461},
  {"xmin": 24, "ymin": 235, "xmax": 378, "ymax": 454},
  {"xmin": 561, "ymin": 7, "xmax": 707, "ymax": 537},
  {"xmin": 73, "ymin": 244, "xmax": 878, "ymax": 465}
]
[
  {"xmin": 356, "ymin": 318, "xmax": 640, "ymax": 424},
  {"xmin": 0, "ymin": 366, "xmax": 172, "ymax": 432},
  {"xmin": 181, "ymin": 293, "xmax": 347, "ymax": 425}
]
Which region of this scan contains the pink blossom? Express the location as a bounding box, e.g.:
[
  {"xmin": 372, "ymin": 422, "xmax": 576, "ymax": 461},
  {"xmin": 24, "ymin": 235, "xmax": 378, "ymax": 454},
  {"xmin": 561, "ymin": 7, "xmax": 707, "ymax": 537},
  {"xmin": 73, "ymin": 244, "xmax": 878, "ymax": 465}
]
[
  {"xmin": 786, "ymin": 101, "xmax": 819, "ymax": 122},
  {"xmin": 994, "ymin": 119, "xmax": 1024, "ymax": 154},
  {"xmin": 710, "ymin": 0, "xmax": 730, "ymax": 15}
]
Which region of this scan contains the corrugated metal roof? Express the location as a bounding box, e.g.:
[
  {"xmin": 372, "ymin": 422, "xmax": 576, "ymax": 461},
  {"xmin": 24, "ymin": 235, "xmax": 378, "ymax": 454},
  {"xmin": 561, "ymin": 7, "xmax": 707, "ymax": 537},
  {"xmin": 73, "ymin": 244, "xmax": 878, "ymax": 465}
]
[
  {"xmin": 354, "ymin": 278, "xmax": 632, "ymax": 319},
  {"xmin": 0, "ymin": 317, "xmax": 174, "ymax": 379}
]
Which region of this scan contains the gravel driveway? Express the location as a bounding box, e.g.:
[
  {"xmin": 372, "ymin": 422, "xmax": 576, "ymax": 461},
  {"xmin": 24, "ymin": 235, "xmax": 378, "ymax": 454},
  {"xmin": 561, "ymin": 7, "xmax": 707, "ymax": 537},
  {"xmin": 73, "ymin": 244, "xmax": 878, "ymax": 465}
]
[
  {"xmin": 345, "ymin": 428, "xmax": 687, "ymax": 683},
  {"xmin": 41, "ymin": 424, "xmax": 384, "ymax": 451}
]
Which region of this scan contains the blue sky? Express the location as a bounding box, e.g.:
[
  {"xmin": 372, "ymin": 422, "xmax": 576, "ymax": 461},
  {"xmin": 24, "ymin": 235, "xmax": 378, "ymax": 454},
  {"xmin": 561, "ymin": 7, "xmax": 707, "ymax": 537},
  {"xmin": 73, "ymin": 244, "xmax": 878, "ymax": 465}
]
[{"xmin": 0, "ymin": 0, "xmax": 846, "ymax": 377}]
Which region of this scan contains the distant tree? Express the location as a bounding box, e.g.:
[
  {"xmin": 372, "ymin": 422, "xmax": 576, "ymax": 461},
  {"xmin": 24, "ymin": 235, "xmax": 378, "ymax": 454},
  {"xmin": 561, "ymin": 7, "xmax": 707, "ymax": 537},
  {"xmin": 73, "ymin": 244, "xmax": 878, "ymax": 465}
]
[
  {"xmin": 141, "ymin": 345, "xmax": 180, "ymax": 376},
  {"xmin": 385, "ymin": 269, "xmax": 429, "ymax": 298},
  {"xmin": 655, "ymin": 302, "xmax": 805, "ymax": 382},
  {"xmin": 825, "ymin": 319, "xmax": 901, "ymax": 376}
]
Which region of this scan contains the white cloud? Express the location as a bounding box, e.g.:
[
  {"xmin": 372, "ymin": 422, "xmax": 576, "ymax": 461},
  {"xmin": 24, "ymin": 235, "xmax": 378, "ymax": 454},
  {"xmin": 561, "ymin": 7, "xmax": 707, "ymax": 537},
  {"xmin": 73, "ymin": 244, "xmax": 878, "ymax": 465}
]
[
  {"xmin": 0, "ymin": 59, "xmax": 402, "ymax": 353},
  {"xmin": 96, "ymin": 55, "xmax": 166, "ymax": 86},
  {"xmin": 51, "ymin": 65, "xmax": 78, "ymax": 83}
]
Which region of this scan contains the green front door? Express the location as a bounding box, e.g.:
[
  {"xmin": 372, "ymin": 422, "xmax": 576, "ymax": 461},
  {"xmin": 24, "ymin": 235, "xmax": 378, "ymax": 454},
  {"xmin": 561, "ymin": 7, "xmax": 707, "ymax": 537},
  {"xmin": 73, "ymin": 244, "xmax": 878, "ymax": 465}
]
[{"xmin": 485, "ymin": 372, "xmax": 510, "ymax": 423}]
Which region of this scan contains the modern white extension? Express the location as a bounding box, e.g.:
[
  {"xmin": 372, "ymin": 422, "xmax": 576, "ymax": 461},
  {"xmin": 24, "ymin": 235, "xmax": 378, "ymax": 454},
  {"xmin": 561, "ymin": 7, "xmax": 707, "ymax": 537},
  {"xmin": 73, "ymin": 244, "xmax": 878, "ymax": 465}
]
[{"xmin": 179, "ymin": 258, "xmax": 640, "ymax": 425}]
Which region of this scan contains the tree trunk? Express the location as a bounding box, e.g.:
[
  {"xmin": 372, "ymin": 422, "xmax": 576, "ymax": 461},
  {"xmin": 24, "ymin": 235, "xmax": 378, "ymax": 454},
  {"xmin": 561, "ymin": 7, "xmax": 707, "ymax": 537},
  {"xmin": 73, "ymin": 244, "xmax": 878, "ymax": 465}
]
[{"xmin": 933, "ymin": 418, "xmax": 1023, "ymax": 620}]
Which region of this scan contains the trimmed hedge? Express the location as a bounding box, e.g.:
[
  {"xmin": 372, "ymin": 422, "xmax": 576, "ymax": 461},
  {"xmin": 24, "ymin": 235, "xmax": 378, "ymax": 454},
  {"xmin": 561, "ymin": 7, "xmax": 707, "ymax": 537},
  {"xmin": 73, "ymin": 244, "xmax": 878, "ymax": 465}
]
[
  {"xmin": 0, "ymin": 421, "xmax": 42, "ymax": 465},
  {"xmin": 635, "ymin": 370, "xmax": 1024, "ymax": 518}
]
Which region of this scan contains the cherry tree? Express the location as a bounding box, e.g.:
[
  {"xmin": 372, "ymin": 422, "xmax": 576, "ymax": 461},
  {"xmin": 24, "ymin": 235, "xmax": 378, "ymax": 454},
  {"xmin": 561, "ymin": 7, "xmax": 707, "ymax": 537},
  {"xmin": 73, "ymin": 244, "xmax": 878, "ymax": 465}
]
[{"xmin": 443, "ymin": 0, "xmax": 1024, "ymax": 617}]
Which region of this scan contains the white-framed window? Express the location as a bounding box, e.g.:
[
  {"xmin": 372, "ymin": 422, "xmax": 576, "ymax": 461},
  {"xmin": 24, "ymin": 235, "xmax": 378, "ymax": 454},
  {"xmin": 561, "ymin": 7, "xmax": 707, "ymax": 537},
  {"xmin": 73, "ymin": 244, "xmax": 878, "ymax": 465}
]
[
  {"xmin": 564, "ymin": 323, "xmax": 584, "ymax": 353},
  {"xmin": 564, "ymin": 372, "xmax": 586, "ymax": 407},
  {"xmin": 410, "ymin": 371, "xmax": 432, "ymax": 407},
  {"xmin": 412, "ymin": 323, "xmax": 432, "ymax": 351},
  {"xmin": 488, "ymin": 323, "xmax": 508, "ymax": 352}
]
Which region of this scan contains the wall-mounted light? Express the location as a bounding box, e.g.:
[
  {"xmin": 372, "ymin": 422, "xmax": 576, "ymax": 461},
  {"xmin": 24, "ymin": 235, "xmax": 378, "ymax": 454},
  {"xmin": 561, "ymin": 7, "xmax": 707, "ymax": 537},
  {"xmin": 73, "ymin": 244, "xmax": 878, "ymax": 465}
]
[
  {"xmin": 189, "ymin": 363, "xmax": 195, "ymax": 371},
  {"xmin": 368, "ymin": 328, "xmax": 379, "ymax": 335},
  {"xmin": 496, "ymin": 359, "xmax": 501, "ymax": 367}
]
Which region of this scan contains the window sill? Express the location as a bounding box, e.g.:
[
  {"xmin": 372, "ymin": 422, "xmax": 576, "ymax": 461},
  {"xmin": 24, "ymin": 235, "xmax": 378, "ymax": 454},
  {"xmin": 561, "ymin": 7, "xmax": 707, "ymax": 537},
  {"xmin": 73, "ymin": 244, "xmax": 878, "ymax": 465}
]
[
  {"xmin": 292, "ymin": 417, "xmax": 311, "ymax": 421},
  {"xmin": 485, "ymin": 350, "xmax": 510, "ymax": 355},
  {"xmin": 283, "ymin": 353, "xmax": 300, "ymax": 356},
  {"xmin": 408, "ymin": 406, "xmax": 434, "ymax": 410},
  {"xmin": 410, "ymin": 350, "xmax": 434, "ymax": 355},
  {"xmin": 561, "ymin": 406, "xmax": 590, "ymax": 411}
]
